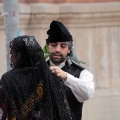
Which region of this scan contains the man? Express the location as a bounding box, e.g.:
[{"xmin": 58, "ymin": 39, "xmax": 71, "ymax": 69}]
[
  {"xmin": 0, "ymin": 35, "xmax": 75, "ymax": 120},
  {"xmin": 45, "ymin": 20, "xmax": 95, "ymax": 120}
]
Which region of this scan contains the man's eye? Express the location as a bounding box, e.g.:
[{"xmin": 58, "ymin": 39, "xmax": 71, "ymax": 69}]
[
  {"xmin": 51, "ymin": 44, "xmax": 57, "ymax": 47},
  {"xmin": 61, "ymin": 45, "xmax": 67, "ymax": 48}
]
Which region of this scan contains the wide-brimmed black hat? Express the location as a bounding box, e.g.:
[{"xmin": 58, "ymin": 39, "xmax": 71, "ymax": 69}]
[{"xmin": 46, "ymin": 20, "xmax": 73, "ymax": 44}]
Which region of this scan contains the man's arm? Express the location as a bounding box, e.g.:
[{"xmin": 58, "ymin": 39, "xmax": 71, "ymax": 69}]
[
  {"xmin": 65, "ymin": 69, "xmax": 94, "ymax": 102},
  {"xmin": 50, "ymin": 66, "xmax": 94, "ymax": 102}
]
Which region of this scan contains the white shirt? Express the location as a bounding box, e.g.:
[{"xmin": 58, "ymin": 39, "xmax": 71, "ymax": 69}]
[{"xmin": 49, "ymin": 60, "xmax": 94, "ymax": 102}]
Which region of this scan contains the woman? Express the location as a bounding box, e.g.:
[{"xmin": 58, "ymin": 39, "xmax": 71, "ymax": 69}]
[{"xmin": 0, "ymin": 35, "xmax": 75, "ymax": 120}]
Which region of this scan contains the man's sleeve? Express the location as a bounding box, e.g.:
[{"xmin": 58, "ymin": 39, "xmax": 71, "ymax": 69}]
[{"xmin": 64, "ymin": 69, "xmax": 94, "ymax": 102}]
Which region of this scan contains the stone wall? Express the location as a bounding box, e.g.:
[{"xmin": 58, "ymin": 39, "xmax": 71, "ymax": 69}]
[
  {"xmin": 18, "ymin": 0, "xmax": 120, "ymax": 3},
  {"xmin": 0, "ymin": 0, "xmax": 119, "ymax": 3},
  {"xmin": 0, "ymin": 2, "xmax": 120, "ymax": 120}
]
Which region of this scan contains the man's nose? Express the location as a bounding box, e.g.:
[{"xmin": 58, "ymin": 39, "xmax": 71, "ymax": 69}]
[{"xmin": 56, "ymin": 45, "xmax": 61, "ymax": 51}]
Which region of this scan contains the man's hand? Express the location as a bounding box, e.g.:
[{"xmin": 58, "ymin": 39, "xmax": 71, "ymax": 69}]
[{"xmin": 50, "ymin": 66, "xmax": 67, "ymax": 81}]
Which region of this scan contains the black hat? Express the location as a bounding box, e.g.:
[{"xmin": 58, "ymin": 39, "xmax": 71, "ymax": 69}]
[{"xmin": 46, "ymin": 20, "xmax": 73, "ymax": 44}]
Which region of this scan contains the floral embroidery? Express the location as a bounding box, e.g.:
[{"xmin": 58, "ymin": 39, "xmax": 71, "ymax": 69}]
[{"xmin": 23, "ymin": 37, "xmax": 36, "ymax": 46}]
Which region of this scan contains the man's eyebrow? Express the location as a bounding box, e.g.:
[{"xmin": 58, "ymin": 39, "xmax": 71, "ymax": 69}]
[{"xmin": 61, "ymin": 43, "xmax": 68, "ymax": 45}]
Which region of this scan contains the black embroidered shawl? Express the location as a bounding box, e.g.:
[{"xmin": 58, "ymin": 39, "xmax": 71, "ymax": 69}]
[{"xmin": 0, "ymin": 35, "xmax": 75, "ymax": 120}]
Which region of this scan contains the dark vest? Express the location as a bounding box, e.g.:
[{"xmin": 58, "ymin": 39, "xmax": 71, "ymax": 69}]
[
  {"xmin": 62, "ymin": 61, "xmax": 84, "ymax": 120},
  {"xmin": 47, "ymin": 60, "xmax": 84, "ymax": 120}
]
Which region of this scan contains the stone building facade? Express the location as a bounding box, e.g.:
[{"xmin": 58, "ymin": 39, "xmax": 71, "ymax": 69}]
[
  {"xmin": 0, "ymin": 0, "xmax": 120, "ymax": 120},
  {"xmin": 19, "ymin": 0, "xmax": 120, "ymax": 3}
]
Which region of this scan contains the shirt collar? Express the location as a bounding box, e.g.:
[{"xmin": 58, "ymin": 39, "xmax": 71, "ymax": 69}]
[{"xmin": 49, "ymin": 60, "xmax": 65, "ymax": 68}]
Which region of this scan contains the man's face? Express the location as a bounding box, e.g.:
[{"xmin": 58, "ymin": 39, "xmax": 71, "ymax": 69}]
[{"xmin": 48, "ymin": 42, "xmax": 70, "ymax": 65}]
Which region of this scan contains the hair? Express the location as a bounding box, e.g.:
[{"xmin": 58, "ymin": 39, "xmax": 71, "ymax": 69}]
[
  {"xmin": 65, "ymin": 41, "xmax": 78, "ymax": 60},
  {"xmin": 66, "ymin": 41, "xmax": 73, "ymax": 50},
  {"xmin": 9, "ymin": 36, "xmax": 44, "ymax": 68},
  {"xmin": 9, "ymin": 37, "xmax": 31, "ymax": 68}
]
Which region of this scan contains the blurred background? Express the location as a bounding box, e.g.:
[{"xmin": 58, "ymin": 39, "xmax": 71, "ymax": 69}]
[{"xmin": 0, "ymin": 0, "xmax": 120, "ymax": 120}]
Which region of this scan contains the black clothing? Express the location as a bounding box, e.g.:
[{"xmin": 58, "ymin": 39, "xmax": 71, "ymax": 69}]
[
  {"xmin": 47, "ymin": 60, "xmax": 85, "ymax": 120},
  {"xmin": 46, "ymin": 20, "xmax": 73, "ymax": 44},
  {"xmin": 0, "ymin": 36, "xmax": 75, "ymax": 120}
]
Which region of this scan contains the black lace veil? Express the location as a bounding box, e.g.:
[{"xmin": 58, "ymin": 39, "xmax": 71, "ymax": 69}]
[{"xmin": 8, "ymin": 35, "xmax": 75, "ymax": 120}]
